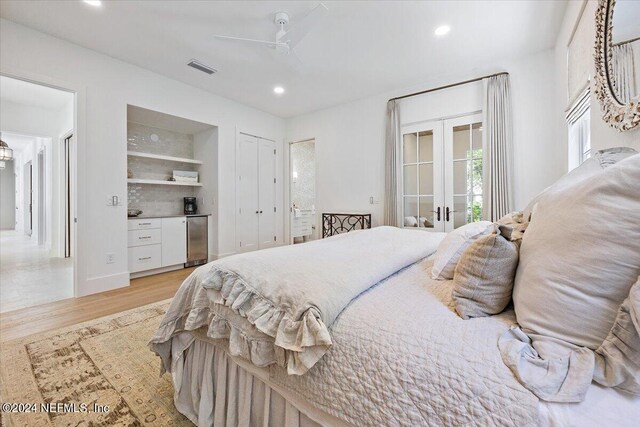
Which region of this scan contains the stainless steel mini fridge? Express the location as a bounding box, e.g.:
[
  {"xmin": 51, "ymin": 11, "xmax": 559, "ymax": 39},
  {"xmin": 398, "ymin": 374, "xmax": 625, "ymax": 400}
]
[{"xmin": 185, "ymin": 216, "xmax": 208, "ymax": 267}]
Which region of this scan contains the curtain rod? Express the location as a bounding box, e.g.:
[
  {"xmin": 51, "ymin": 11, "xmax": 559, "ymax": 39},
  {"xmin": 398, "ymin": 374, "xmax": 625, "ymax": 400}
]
[
  {"xmin": 613, "ymin": 36, "xmax": 640, "ymax": 47},
  {"xmin": 389, "ymin": 71, "xmax": 509, "ymax": 102}
]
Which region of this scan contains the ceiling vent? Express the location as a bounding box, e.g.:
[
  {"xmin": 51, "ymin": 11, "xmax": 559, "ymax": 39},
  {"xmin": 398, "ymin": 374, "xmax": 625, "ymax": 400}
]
[{"xmin": 187, "ymin": 59, "xmax": 217, "ymax": 75}]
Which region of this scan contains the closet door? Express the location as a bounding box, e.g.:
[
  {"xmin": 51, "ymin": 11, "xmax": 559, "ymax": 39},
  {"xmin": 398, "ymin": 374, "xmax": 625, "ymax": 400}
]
[
  {"xmin": 401, "ymin": 121, "xmax": 444, "ymax": 232},
  {"xmin": 237, "ymin": 134, "xmax": 260, "ymax": 252},
  {"xmin": 258, "ymin": 140, "xmax": 277, "ymax": 249},
  {"xmin": 443, "ymin": 113, "xmax": 483, "ymax": 232}
]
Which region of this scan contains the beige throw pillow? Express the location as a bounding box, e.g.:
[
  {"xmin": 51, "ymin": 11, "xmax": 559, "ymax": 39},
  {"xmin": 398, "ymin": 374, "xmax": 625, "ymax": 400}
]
[
  {"xmin": 503, "ymin": 154, "xmax": 640, "ymax": 401},
  {"xmin": 452, "ymin": 226, "xmax": 519, "ymax": 319}
]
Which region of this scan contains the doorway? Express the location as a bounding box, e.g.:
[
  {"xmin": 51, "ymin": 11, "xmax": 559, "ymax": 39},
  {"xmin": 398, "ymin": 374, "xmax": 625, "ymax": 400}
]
[
  {"xmin": 289, "ymin": 139, "xmax": 316, "ymax": 244},
  {"xmin": 0, "ymin": 75, "xmax": 76, "ymax": 313}
]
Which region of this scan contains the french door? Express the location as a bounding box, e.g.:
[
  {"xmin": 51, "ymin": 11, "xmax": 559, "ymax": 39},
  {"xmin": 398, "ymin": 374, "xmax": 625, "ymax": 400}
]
[{"xmin": 401, "ymin": 113, "xmax": 483, "ymax": 232}]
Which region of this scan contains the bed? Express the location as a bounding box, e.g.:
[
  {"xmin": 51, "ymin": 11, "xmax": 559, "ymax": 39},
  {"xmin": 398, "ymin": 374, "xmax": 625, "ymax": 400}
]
[{"xmin": 149, "ymin": 226, "xmax": 640, "ymax": 426}]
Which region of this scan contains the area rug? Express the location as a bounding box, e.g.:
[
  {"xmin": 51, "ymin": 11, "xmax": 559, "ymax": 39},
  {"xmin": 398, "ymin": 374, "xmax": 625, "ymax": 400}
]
[{"xmin": 0, "ymin": 300, "xmax": 192, "ymax": 426}]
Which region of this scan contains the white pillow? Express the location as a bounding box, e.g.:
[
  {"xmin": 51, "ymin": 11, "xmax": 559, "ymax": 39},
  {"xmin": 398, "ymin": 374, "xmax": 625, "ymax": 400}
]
[
  {"xmin": 523, "ymin": 147, "xmax": 637, "ymax": 220},
  {"xmin": 514, "ymin": 153, "xmax": 640, "ymax": 354},
  {"xmin": 431, "ymin": 221, "xmax": 494, "ymax": 280}
]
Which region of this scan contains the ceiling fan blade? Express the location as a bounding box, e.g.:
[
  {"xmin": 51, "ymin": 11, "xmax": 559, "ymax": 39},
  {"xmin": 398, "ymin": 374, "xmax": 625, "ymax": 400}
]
[
  {"xmin": 278, "ymin": 3, "xmax": 328, "ymax": 49},
  {"xmin": 214, "ymin": 35, "xmax": 279, "ymax": 47}
]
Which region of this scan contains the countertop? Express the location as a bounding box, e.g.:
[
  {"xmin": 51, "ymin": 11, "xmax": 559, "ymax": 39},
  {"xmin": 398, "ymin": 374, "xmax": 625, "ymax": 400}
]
[{"xmin": 128, "ymin": 213, "xmax": 211, "ymax": 219}]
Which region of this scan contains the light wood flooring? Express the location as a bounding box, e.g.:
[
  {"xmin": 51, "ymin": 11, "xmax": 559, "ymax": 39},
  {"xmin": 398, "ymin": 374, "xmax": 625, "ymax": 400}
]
[{"xmin": 0, "ymin": 267, "xmax": 194, "ymax": 342}]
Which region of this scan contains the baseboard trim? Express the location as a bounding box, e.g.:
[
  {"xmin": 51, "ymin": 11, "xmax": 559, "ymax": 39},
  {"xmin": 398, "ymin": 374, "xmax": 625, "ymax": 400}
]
[
  {"xmin": 211, "ymin": 251, "xmax": 236, "ymax": 260},
  {"xmin": 130, "ymin": 265, "xmax": 184, "ymax": 279},
  {"xmin": 79, "ymin": 272, "xmax": 129, "ymax": 297}
]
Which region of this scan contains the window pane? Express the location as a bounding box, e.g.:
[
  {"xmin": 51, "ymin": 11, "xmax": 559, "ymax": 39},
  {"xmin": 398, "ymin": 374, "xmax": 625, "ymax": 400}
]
[
  {"xmin": 403, "ymin": 164, "xmax": 417, "ymax": 195},
  {"xmin": 419, "ymin": 197, "xmax": 435, "ymax": 228},
  {"xmin": 403, "ymin": 197, "xmax": 419, "ymax": 227},
  {"xmin": 403, "ymin": 133, "xmax": 417, "ymax": 164},
  {"xmin": 472, "ymin": 122, "xmax": 482, "ymax": 152},
  {"xmin": 418, "ymin": 163, "xmax": 433, "ymax": 195},
  {"xmin": 471, "ymin": 195, "xmax": 483, "ymax": 222},
  {"xmin": 453, "ymin": 195, "xmax": 467, "ymax": 229},
  {"xmin": 471, "ymin": 158, "xmax": 483, "ymax": 195},
  {"xmin": 453, "ymin": 160, "xmax": 468, "ymax": 194},
  {"xmin": 418, "ymin": 131, "xmax": 433, "ymax": 162},
  {"xmin": 452, "ymin": 124, "xmax": 470, "ymax": 160}
]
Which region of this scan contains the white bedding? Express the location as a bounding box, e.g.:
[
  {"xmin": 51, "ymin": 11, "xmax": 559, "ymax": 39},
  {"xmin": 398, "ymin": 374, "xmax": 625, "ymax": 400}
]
[{"xmin": 152, "ymin": 226, "xmax": 444, "ymax": 375}]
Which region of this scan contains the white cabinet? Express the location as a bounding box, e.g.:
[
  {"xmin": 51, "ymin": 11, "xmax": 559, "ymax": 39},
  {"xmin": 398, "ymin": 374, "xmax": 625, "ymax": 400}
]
[
  {"xmin": 128, "ymin": 244, "xmax": 162, "ymax": 273},
  {"xmin": 291, "ymin": 209, "xmax": 313, "ymax": 238},
  {"xmin": 161, "ymin": 217, "xmax": 187, "ymax": 266},
  {"xmin": 236, "ymin": 134, "xmax": 277, "ymax": 253},
  {"xmin": 128, "ymin": 216, "xmax": 187, "ymax": 276}
]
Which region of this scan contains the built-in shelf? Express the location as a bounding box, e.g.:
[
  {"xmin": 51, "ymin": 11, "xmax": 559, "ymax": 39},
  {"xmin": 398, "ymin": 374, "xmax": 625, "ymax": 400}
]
[
  {"xmin": 127, "ymin": 178, "xmax": 203, "ymax": 187},
  {"xmin": 127, "ymin": 151, "xmax": 203, "ymax": 165}
]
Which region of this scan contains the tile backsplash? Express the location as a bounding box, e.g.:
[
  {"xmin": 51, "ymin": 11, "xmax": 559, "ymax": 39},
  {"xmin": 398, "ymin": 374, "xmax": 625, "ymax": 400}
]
[{"xmin": 127, "ymin": 122, "xmax": 197, "ymax": 216}]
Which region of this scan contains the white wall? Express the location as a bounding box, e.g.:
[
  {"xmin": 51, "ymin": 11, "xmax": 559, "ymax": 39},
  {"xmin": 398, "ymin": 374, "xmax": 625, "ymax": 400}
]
[
  {"xmin": 555, "ymin": 0, "xmax": 639, "ymax": 159},
  {"xmin": 1, "ymin": 19, "xmax": 286, "ymax": 296},
  {"xmin": 286, "ymin": 48, "xmax": 562, "ymax": 228}
]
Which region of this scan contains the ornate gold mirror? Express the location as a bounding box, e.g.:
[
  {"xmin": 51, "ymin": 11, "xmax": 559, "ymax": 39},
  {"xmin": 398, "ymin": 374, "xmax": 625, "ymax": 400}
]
[{"xmin": 594, "ymin": 0, "xmax": 640, "ymax": 131}]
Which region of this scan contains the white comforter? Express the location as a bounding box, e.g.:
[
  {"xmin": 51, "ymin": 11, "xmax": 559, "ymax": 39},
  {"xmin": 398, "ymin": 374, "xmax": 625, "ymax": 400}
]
[
  {"xmin": 268, "ymin": 258, "xmax": 539, "ymax": 426},
  {"xmin": 151, "ymin": 227, "xmax": 444, "ymax": 375}
]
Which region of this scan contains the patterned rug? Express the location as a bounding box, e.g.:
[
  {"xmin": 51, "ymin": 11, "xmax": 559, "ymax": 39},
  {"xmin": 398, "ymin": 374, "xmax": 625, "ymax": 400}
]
[{"xmin": 0, "ymin": 300, "xmax": 192, "ymax": 426}]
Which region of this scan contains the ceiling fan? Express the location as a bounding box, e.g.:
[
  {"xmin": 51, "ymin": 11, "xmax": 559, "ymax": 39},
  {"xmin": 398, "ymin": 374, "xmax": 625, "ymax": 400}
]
[{"xmin": 213, "ymin": 3, "xmax": 329, "ymax": 60}]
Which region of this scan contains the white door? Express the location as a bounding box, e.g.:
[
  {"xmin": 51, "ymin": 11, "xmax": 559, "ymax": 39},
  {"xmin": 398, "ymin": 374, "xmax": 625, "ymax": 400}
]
[
  {"xmin": 443, "ymin": 113, "xmax": 483, "ymax": 232},
  {"xmin": 237, "ymin": 135, "xmax": 260, "ymax": 252},
  {"xmin": 401, "ymin": 121, "xmax": 444, "ymax": 231},
  {"xmin": 161, "ymin": 216, "xmax": 187, "ymax": 266},
  {"xmin": 258, "ymin": 139, "xmax": 277, "ymax": 248}
]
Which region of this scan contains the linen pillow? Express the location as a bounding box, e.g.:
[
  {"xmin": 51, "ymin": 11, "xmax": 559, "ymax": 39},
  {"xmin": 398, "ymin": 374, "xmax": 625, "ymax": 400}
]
[
  {"xmin": 431, "ymin": 221, "xmax": 494, "ymax": 280},
  {"xmin": 452, "ymin": 225, "xmax": 519, "ymax": 319},
  {"xmin": 593, "ymin": 276, "xmax": 640, "ymax": 394},
  {"xmin": 523, "ymin": 147, "xmax": 637, "ymax": 221},
  {"xmin": 507, "ymin": 154, "xmax": 640, "ymax": 399}
]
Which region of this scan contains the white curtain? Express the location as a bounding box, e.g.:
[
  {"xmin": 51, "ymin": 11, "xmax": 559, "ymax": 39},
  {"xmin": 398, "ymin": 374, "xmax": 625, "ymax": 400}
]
[
  {"xmin": 611, "ymin": 43, "xmax": 636, "ymax": 103},
  {"xmin": 482, "ymin": 74, "xmax": 513, "ymax": 222},
  {"xmin": 384, "ymin": 100, "xmax": 402, "ymax": 226}
]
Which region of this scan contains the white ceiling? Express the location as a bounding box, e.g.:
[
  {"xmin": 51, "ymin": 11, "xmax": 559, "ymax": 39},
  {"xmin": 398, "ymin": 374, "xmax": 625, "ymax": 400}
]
[
  {"xmin": 0, "ymin": 75, "xmax": 73, "ymax": 110},
  {"xmin": 0, "ymin": 1, "xmax": 567, "ymax": 118}
]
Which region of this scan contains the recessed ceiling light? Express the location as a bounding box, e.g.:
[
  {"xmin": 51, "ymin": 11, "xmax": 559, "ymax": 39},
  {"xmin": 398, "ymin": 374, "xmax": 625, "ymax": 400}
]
[
  {"xmin": 273, "ymin": 86, "xmax": 285, "ymax": 95},
  {"xmin": 84, "ymin": 0, "xmax": 102, "ymax": 6},
  {"xmin": 434, "ymin": 25, "xmax": 451, "ymax": 36}
]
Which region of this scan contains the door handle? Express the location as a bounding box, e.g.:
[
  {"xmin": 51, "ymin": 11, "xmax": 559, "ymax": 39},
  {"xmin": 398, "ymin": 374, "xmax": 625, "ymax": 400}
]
[
  {"xmin": 431, "ymin": 207, "xmax": 441, "ymax": 222},
  {"xmin": 445, "ymin": 207, "xmax": 458, "ymax": 222}
]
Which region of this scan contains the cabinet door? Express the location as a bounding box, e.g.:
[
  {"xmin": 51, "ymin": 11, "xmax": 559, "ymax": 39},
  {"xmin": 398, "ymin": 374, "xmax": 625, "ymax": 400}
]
[
  {"xmin": 258, "ymin": 139, "xmax": 277, "ymax": 249},
  {"xmin": 237, "ymin": 135, "xmax": 260, "ymax": 252},
  {"xmin": 161, "ymin": 217, "xmax": 187, "ymax": 266}
]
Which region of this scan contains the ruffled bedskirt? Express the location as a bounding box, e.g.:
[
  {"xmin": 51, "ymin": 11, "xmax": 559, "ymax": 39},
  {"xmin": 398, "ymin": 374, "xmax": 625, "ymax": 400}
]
[{"xmin": 169, "ymin": 332, "xmax": 345, "ymax": 427}]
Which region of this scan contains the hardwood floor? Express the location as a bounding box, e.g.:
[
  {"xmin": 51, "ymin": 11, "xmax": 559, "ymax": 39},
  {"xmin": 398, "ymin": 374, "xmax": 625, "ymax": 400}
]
[{"xmin": 0, "ymin": 267, "xmax": 194, "ymax": 342}]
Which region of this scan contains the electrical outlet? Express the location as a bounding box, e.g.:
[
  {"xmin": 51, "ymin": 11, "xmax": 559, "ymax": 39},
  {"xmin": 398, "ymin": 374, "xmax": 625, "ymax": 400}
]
[{"xmin": 106, "ymin": 253, "xmax": 115, "ymax": 264}]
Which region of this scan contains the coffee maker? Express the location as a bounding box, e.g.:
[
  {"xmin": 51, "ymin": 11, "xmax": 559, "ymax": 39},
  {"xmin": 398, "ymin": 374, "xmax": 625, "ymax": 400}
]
[{"xmin": 184, "ymin": 197, "xmax": 198, "ymax": 215}]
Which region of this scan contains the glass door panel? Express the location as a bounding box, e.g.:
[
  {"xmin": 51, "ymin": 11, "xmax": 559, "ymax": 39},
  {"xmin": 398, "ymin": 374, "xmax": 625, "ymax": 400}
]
[
  {"xmin": 403, "ymin": 133, "xmax": 417, "ymax": 163},
  {"xmin": 418, "ymin": 131, "xmax": 433, "ymax": 162},
  {"xmin": 419, "ymin": 196, "xmax": 435, "ymax": 228},
  {"xmin": 403, "ymin": 197, "xmax": 419, "ymax": 227},
  {"xmin": 403, "ymin": 164, "xmax": 418, "ymax": 195}
]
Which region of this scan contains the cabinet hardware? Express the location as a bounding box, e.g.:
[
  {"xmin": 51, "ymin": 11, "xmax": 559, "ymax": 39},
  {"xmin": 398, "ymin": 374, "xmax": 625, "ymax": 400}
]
[
  {"xmin": 138, "ymin": 236, "xmax": 151, "ymax": 239},
  {"xmin": 138, "ymin": 256, "xmax": 151, "ymax": 261}
]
